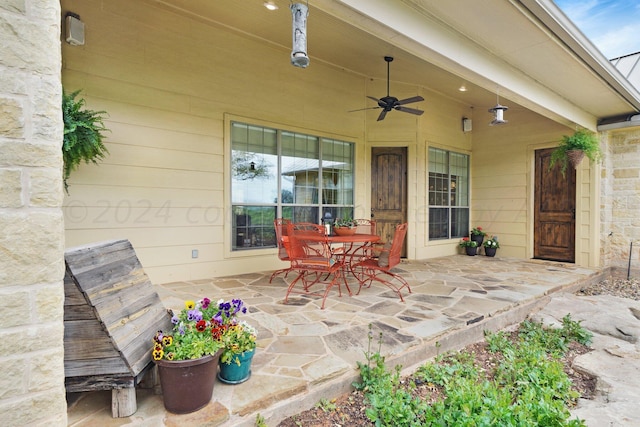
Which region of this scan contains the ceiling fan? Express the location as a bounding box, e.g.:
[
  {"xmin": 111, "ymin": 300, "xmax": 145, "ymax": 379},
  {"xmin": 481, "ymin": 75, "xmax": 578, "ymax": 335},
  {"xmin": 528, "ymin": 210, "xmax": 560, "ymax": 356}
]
[{"xmin": 350, "ymin": 56, "xmax": 424, "ymax": 121}]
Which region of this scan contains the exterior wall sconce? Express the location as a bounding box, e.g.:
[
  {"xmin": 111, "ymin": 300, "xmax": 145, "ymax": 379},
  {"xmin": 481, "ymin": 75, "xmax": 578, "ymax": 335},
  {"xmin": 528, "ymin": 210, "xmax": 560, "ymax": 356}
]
[
  {"xmin": 290, "ymin": 3, "xmax": 310, "ymax": 68},
  {"xmin": 65, "ymin": 13, "xmax": 85, "ymax": 46},
  {"xmin": 462, "ymin": 117, "xmax": 472, "ymax": 132}
]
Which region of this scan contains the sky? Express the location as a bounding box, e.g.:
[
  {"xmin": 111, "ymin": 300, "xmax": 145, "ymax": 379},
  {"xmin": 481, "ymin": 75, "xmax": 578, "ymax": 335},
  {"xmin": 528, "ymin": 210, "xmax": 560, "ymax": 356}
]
[{"xmin": 555, "ymin": 0, "xmax": 640, "ymax": 59}]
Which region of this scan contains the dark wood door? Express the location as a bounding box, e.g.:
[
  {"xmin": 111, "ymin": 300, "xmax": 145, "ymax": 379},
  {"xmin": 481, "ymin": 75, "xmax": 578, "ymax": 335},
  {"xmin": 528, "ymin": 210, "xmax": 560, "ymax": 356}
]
[
  {"xmin": 534, "ymin": 148, "xmax": 576, "ymax": 262},
  {"xmin": 371, "ymin": 147, "xmax": 407, "ymax": 256}
]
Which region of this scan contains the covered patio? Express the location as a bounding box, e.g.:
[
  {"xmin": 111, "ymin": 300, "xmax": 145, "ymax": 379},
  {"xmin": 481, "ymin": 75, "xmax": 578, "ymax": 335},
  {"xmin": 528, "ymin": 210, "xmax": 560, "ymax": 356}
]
[{"xmin": 66, "ymin": 255, "xmax": 603, "ymax": 426}]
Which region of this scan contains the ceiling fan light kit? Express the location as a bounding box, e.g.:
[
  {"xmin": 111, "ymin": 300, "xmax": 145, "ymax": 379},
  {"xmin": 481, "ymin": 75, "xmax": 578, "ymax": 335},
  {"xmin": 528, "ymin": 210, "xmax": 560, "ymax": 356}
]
[{"xmin": 351, "ymin": 56, "xmax": 424, "ymax": 121}]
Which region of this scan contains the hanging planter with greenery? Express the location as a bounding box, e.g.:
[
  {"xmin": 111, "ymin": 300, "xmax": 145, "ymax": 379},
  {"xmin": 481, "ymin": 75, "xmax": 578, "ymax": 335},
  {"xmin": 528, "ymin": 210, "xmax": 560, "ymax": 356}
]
[
  {"xmin": 62, "ymin": 90, "xmax": 109, "ymax": 193},
  {"xmin": 549, "ymin": 128, "xmax": 602, "ymax": 176}
]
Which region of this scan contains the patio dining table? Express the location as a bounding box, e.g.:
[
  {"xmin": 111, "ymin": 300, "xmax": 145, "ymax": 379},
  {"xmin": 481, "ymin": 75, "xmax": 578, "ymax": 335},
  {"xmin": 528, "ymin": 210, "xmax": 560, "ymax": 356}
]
[{"xmin": 301, "ymin": 232, "xmax": 381, "ymax": 281}]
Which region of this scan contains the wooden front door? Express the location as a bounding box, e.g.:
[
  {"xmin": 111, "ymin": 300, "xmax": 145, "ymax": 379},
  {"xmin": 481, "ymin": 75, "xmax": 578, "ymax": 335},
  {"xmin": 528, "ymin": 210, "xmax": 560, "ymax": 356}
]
[
  {"xmin": 534, "ymin": 148, "xmax": 576, "ymax": 262},
  {"xmin": 371, "ymin": 147, "xmax": 407, "ymax": 256}
]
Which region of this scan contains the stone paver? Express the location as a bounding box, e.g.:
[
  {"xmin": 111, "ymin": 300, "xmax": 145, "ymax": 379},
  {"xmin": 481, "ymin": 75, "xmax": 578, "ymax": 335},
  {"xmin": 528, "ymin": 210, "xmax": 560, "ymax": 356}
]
[{"xmin": 66, "ymin": 255, "xmax": 604, "ymax": 426}]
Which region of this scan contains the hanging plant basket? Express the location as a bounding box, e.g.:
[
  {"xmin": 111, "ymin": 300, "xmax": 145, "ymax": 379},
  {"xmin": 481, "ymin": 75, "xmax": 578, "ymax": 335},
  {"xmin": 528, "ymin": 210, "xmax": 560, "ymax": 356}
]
[{"xmin": 566, "ymin": 150, "xmax": 585, "ymax": 169}]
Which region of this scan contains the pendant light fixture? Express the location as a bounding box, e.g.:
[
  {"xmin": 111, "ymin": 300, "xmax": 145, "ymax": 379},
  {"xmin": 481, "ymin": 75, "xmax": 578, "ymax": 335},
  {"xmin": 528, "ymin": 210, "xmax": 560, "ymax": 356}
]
[{"xmin": 488, "ymin": 89, "xmax": 508, "ymax": 125}]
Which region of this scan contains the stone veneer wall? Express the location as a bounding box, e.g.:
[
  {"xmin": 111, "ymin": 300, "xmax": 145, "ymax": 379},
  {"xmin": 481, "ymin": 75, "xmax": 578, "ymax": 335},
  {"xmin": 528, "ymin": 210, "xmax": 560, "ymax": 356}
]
[
  {"xmin": 601, "ymin": 127, "xmax": 640, "ymax": 278},
  {"xmin": 0, "ymin": 1, "xmax": 67, "ymax": 426}
]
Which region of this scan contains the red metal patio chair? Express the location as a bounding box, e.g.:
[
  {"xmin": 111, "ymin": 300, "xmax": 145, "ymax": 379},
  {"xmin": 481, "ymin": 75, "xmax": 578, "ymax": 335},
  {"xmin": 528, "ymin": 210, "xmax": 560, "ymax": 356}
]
[
  {"xmin": 269, "ymin": 218, "xmax": 293, "ymax": 283},
  {"xmin": 351, "ymin": 222, "xmax": 411, "ymax": 301},
  {"xmin": 284, "ymin": 222, "xmax": 351, "ymax": 309}
]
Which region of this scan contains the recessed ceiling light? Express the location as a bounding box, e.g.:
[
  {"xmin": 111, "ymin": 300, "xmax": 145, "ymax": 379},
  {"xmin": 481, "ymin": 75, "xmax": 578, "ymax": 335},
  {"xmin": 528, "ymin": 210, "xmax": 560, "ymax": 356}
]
[
  {"xmin": 264, "ymin": 1, "xmax": 278, "ymax": 10},
  {"xmin": 458, "ymin": 85, "xmax": 467, "ymax": 92}
]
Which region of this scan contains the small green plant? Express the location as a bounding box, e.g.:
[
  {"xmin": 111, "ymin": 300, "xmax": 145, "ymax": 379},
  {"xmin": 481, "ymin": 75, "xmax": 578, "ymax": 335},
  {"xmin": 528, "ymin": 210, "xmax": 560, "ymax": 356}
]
[
  {"xmin": 483, "ymin": 237, "xmax": 500, "ymax": 249},
  {"xmin": 62, "ymin": 90, "xmax": 109, "ymax": 193},
  {"xmin": 354, "ymin": 316, "xmax": 591, "ymax": 426},
  {"xmin": 316, "ymin": 398, "xmax": 337, "ymax": 412},
  {"xmin": 549, "ymin": 128, "xmax": 602, "ymax": 175},
  {"xmin": 459, "ymin": 237, "xmax": 478, "ymax": 248},
  {"xmin": 254, "ymin": 413, "xmax": 267, "ymax": 427},
  {"xmin": 334, "ymin": 218, "xmax": 358, "ymax": 228}
]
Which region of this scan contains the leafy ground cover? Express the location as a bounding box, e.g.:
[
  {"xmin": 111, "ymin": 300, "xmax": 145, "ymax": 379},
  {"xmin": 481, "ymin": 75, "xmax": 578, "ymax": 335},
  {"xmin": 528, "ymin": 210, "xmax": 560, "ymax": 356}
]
[{"xmin": 274, "ymin": 276, "xmax": 640, "ymax": 427}]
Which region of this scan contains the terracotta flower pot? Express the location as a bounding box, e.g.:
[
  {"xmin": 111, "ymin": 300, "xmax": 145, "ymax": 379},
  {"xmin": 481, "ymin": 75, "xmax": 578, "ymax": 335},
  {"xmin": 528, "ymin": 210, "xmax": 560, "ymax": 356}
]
[
  {"xmin": 155, "ymin": 352, "xmax": 220, "ymax": 414},
  {"xmin": 333, "ymin": 226, "xmax": 356, "ymax": 236}
]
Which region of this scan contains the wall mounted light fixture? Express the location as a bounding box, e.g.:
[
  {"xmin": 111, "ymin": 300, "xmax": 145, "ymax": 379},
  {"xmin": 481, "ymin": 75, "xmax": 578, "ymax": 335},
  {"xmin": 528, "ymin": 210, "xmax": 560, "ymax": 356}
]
[{"xmin": 65, "ymin": 13, "xmax": 85, "ymax": 46}]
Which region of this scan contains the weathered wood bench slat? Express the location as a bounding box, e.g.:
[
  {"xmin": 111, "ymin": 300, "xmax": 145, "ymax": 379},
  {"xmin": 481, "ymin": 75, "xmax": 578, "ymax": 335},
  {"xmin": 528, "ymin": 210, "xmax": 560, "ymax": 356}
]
[
  {"xmin": 64, "ymin": 357, "xmax": 130, "ymax": 377},
  {"xmin": 63, "ymin": 239, "xmax": 172, "ymax": 417}
]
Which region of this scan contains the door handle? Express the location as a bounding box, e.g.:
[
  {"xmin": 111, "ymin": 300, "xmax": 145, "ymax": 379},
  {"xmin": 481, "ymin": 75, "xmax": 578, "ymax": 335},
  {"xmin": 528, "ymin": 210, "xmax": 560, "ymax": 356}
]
[{"xmin": 571, "ymin": 208, "xmax": 575, "ymax": 219}]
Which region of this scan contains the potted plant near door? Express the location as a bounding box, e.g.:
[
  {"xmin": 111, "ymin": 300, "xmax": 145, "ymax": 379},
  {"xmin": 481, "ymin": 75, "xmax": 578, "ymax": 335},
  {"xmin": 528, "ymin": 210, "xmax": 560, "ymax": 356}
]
[
  {"xmin": 152, "ymin": 297, "xmax": 224, "ymax": 414},
  {"xmin": 483, "ymin": 236, "xmax": 500, "ymax": 257},
  {"xmin": 549, "ymin": 129, "xmax": 602, "ymax": 176},
  {"xmin": 469, "ymin": 226, "xmax": 486, "ymax": 247},
  {"xmin": 459, "ymin": 237, "xmax": 478, "ymax": 256}
]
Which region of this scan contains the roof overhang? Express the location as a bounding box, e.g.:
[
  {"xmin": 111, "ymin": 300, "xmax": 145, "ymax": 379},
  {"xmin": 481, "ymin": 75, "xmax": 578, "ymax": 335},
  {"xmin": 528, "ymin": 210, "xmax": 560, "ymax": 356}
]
[{"xmin": 151, "ymin": 0, "xmax": 640, "ymax": 130}]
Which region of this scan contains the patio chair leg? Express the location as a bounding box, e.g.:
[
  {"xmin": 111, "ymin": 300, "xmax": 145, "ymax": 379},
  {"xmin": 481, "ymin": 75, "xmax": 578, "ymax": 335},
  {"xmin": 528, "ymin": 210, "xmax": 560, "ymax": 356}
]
[{"xmin": 270, "ymin": 267, "xmax": 292, "ymax": 283}]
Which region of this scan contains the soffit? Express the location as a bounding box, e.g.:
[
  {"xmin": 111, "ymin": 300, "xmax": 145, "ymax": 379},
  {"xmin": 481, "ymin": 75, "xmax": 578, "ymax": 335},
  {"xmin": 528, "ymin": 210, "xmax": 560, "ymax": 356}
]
[{"xmin": 149, "ymin": 0, "xmax": 640, "ymax": 128}]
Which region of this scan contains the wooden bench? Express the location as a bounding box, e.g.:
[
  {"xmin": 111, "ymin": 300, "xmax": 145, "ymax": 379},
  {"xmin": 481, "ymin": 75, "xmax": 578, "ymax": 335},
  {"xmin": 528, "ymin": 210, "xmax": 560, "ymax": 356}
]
[{"xmin": 63, "ymin": 239, "xmax": 172, "ymax": 417}]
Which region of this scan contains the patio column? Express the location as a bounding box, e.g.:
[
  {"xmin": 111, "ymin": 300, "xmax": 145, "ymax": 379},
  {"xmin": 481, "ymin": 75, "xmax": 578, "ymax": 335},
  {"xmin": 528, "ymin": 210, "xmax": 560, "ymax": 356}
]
[{"xmin": 0, "ymin": 1, "xmax": 67, "ymax": 425}]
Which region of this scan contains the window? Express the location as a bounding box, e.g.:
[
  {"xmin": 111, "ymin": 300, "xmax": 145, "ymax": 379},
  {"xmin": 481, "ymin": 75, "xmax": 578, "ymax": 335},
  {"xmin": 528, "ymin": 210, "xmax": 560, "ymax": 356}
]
[
  {"xmin": 428, "ymin": 147, "xmax": 469, "ymax": 240},
  {"xmin": 231, "ymin": 122, "xmax": 354, "ymax": 250}
]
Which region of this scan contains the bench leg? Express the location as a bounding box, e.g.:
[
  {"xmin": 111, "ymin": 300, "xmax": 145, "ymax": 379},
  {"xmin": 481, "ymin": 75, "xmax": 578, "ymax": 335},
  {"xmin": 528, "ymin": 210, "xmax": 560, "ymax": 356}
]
[{"xmin": 112, "ymin": 387, "xmax": 137, "ymax": 417}]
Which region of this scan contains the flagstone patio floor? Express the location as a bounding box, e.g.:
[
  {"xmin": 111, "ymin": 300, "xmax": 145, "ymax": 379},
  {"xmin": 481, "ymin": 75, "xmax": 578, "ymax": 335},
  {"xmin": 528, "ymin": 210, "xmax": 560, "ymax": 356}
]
[{"xmin": 66, "ymin": 255, "xmax": 604, "ymax": 426}]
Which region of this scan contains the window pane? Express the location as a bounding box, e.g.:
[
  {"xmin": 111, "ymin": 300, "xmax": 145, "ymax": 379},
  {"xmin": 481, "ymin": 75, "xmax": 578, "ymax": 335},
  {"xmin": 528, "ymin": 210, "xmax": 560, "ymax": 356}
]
[
  {"xmin": 428, "ymin": 147, "xmax": 469, "ymax": 240},
  {"xmin": 231, "ymin": 122, "xmax": 354, "ymax": 251},
  {"xmin": 451, "ymin": 208, "xmax": 469, "ymax": 238},
  {"xmin": 281, "ymin": 132, "xmax": 320, "ymax": 205},
  {"xmin": 231, "ymin": 123, "xmax": 278, "ymax": 204},
  {"xmin": 322, "ymin": 139, "xmax": 354, "ymax": 205},
  {"xmin": 232, "ymin": 206, "xmax": 278, "ymax": 250},
  {"xmin": 429, "ymin": 208, "xmax": 449, "ymax": 239}
]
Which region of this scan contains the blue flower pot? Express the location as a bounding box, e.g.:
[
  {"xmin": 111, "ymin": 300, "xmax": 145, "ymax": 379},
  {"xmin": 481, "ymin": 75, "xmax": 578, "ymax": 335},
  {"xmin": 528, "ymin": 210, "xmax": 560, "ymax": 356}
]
[{"xmin": 218, "ymin": 348, "xmax": 255, "ymax": 384}]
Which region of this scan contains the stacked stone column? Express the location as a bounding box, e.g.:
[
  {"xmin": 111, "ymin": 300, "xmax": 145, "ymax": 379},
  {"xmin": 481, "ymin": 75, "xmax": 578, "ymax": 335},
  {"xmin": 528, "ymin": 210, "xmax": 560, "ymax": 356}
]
[{"xmin": 0, "ymin": 1, "xmax": 67, "ymax": 425}]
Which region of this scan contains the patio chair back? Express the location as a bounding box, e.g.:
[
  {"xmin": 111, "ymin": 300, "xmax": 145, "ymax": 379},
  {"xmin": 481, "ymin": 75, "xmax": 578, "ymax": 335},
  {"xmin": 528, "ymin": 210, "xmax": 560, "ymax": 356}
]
[
  {"xmin": 350, "ymin": 222, "xmax": 411, "ymax": 302},
  {"xmin": 274, "ymin": 218, "xmax": 292, "ymax": 261},
  {"xmin": 284, "ymin": 222, "xmax": 350, "ymax": 309},
  {"xmin": 386, "ymin": 222, "xmax": 408, "ymax": 269}
]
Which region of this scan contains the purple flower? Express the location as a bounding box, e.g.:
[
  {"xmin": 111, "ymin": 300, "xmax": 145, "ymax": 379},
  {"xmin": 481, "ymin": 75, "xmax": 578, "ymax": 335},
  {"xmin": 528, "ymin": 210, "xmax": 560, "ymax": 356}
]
[
  {"xmin": 178, "ymin": 325, "xmax": 185, "ymax": 335},
  {"xmin": 187, "ymin": 309, "xmax": 203, "ymax": 322},
  {"xmin": 171, "ymin": 314, "xmax": 179, "ymax": 324},
  {"xmin": 201, "ymin": 297, "xmax": 211, "ymax": 309}
]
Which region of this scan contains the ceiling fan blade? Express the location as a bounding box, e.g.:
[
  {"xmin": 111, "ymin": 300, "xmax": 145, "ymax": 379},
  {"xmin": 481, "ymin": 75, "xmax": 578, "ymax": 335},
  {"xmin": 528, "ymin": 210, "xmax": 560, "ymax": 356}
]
[
  {"xmin": 348, "ymin": 106, "xmax": 381, "ymax": 112},
  {"xmin": 377, "ymin": 109, "xmax": 388, "ymax": 121},
  {"xmin": 367, "ymin": 96, "xmax": 381, "ymax": 103},
  {"xmin": 395, "ymin": 106, "xmax": 424, "ymax": 116},
  {"xmin": 396, "ymin": 95, "xmax": 424, "ymax": 105}
]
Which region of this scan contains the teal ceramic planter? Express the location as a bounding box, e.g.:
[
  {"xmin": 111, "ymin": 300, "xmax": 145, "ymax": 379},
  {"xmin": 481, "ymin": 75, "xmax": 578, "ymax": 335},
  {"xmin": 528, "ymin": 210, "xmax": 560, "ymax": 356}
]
[{"xmin": 218, "ymin": 348, "xmax": 256, "ymax": 384}]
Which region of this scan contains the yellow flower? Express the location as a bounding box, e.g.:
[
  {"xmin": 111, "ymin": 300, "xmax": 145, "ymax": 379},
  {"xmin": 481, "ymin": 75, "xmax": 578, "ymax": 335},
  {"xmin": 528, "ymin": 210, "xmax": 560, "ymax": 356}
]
[
  {"xmin": 185, "ymin": 300, "xmax": 195, "ymax": 310},
  {"xmin": 152, "ymin": 348, "xmax": 164, "ymax": 360},
  {"xmin": 162, "ymin": 335, "xmax": 173, "ymax": 346}
]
